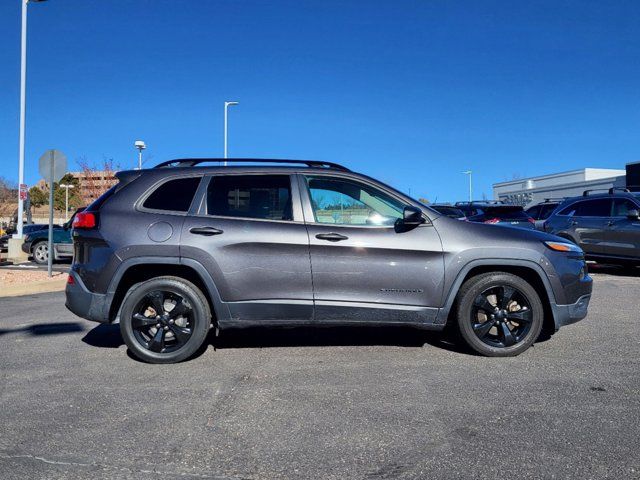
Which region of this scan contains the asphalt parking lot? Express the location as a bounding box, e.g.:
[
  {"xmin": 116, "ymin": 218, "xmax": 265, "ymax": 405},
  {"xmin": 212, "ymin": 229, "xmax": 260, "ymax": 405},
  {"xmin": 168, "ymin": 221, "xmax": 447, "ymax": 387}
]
[{"xmin": 0, "ymin": 269, "xmax": 638, "ymax": 479}]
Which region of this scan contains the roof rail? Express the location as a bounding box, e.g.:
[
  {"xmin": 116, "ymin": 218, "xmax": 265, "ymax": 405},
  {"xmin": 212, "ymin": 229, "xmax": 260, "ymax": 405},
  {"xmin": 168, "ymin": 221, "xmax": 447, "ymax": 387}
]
[
  {"xmin": 582, "ymin": 187, "xmax": 630, "ymax": 196},
  {"xmin": 154, "ymin": 158, "xmax": 350, "ymax": 171},
  {"xmin": 543, "ymin": 197, "xmax": 566, "ymax": 202}
]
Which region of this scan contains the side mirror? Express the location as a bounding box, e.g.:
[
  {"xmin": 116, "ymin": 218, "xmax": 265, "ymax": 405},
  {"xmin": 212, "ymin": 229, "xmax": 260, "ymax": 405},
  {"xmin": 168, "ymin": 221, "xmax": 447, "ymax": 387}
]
[
  {"xmin": 627, "ymin": 209, "xmax": 640, "ymax": 220},
  {"xmin": 396, "ymin": 206, "xmax": 425, "ymax": 232}
]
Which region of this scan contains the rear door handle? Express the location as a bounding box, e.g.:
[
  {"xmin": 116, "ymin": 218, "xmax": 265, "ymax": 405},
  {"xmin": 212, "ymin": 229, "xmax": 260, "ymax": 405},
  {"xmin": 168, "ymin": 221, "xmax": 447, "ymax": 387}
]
[
  {"xmin": 190, "ymin": 226, "xmax": 223, "ymax": 236},
  {"xmin": 571, "ymin": 221, "xmax": 579, "ymax": 226},
  {"xmin": 315, "ymin": 232, "xmax": 349, "ymax": 242}
]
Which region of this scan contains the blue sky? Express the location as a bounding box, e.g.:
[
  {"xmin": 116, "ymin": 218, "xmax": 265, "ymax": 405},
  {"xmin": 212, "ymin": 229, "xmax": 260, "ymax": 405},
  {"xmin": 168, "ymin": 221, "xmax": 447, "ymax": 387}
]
[{"xmin": 1, "ymin": 0, "xmax": 639, "ymax": 202}]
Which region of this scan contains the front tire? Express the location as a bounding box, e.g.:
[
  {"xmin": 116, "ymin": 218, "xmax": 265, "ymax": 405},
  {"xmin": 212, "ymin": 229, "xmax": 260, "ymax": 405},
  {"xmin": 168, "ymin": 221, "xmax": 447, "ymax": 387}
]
[
  {"xmin": 119, "ymin": 276, "xmax": 211, "ymax": 364},
  {"xmin": 455, "ymin": 272, "xmax": 543, "ymax": 357},
  {"xmin": 32, "ymin": 241, "xmax": 49, "ymax": 265}
]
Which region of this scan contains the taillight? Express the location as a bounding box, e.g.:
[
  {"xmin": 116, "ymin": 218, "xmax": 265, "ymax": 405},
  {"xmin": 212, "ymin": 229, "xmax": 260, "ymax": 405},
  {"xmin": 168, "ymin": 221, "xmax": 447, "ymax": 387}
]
[
  {"xmin": 72, "ymin": 212, "xmax": 97, "ymax": 229},
  {"xmin": 483, "ymin": 218, "xmax": 500, "ymax": 224},
  {"xmin": 528, "ymin": 217, "xmax": 536, "ymax": 224}
]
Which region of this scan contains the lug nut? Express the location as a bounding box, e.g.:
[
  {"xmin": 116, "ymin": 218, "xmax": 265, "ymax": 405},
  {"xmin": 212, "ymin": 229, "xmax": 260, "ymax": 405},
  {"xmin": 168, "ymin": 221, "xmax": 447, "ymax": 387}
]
[
  {"xmin": 164, "ymin": 326, "xmax": 169, "ymax": 331},
  {"xmin": 169, "ymin": 319, "xmax": 174, "ymax": 324}
]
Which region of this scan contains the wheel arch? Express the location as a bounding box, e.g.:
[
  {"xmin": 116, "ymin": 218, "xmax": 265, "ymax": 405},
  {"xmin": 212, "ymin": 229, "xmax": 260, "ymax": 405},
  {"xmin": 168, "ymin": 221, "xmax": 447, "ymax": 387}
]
[
  {"xmin": 437, "ymin": 259, "xmax": 557, "ymax": 336},
  {"xmin": 106, "ymin": 257, "xmax": 229, "ymax": 324}
]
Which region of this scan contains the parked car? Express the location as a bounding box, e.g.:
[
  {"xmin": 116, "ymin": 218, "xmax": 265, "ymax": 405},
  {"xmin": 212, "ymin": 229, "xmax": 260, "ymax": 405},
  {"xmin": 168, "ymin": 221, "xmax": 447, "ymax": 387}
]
[
  {"xmin": 65, "ymin": 159, "xmax": 592, "ymax": 363},
  {"xmin": 467, "ymin": 205, "xmax": 536, "ymax": 230},
  {"xmin": 525, "ymin": 198, "xmax": 564, "ymax": 221},
  {"xmin": 454, "ymin": 200, "xmax": 505, "ymax": 217},
  {"xmin": 22, "ymin": 210, "xmax": 84, "ymax": 264},
  {"xmin": 429, "ymin": 204, "xmax": 467, "ymax": 220},
  {"xmin": 543, "ymin": 188, "xmax": 640, "ymax": 265},
  {"xmin": 0, "ymin": 224, "xmax": 51, "ymax": 253}
]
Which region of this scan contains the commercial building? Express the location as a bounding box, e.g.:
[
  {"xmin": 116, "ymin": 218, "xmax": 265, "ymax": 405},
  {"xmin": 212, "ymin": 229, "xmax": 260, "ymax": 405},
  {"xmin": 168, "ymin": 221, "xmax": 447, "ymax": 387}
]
[{"xmin": 492, "ymin": 166, "xmax": 634, "ymax": 207}]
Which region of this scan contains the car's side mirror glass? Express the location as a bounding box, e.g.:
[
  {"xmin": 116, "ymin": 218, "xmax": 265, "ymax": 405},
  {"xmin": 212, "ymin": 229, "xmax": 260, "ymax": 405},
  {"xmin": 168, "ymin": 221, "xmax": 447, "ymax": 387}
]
[{"xmin": 626, "ymin": 209, "xmax": 640, "ymax": 220}]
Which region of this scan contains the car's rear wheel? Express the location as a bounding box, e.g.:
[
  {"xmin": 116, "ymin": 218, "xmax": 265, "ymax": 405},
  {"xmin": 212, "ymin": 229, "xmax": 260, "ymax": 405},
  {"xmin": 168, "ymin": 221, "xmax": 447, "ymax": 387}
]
[
  {"xmin": 119, "ymin": 276, "xmax": 211, "ymax": 364},
  {"xmin": 455, "ymin": 272, "xmax": 543, "ymax": 357},
  {"xmin": 32, "ymin": 241, "xmax": 49, "ymax": 265}
]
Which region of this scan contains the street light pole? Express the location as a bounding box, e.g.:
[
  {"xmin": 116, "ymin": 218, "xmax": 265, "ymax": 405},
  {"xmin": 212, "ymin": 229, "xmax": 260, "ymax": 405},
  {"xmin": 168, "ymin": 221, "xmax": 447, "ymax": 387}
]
[
  {"xmin": 59, "ymin": 183, "xmax": 73, "ymax": 221},
  {"xmin": 134, "ymin": 140, "xmax": 146, "ymax": 169},
  {"xmin": 462, "ymin": 170, "xmax": 473, "ymax": 202},
  {"xmin": 223, "ymin": 101, "xmax": 239, "ymax": 166},
  {"xmin": 15, "ymin": 0, "xmax": 48, "ymax": 240}
]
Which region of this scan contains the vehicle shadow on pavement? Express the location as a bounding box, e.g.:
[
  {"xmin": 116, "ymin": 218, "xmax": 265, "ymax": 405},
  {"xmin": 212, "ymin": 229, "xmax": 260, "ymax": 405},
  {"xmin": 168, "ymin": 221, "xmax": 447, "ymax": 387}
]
[
  {"xmin": 80, "ymin": 324, "xmax": 473, "ymax": 358},
  {"xmin": 0, "ymin": 322, "xmax": 84, "ymax": 337},
  {"xmin": 588, "ymin": 264, "xmax": 640, "ymax": 277},
  {"xmin": 209, "ymin": 326, "xmax": 473, "ymax": 355},
  {"xmin": 81, "ymin": 324, "xmax": 124, "ymax": 348}
]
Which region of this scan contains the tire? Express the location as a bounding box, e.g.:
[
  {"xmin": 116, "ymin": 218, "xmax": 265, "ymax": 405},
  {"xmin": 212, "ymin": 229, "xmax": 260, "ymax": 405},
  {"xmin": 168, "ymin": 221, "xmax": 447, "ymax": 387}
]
[
  {"xmin": 32, "ymin": 241, "xmax": 49, "ymax": 265},
  {"xmin": 119, "ymin": 276, "xmax": 212, "ymax": 364},
  {"xmin": 455, "ymin": 272, "xmax": 544, "ymax": 357}
]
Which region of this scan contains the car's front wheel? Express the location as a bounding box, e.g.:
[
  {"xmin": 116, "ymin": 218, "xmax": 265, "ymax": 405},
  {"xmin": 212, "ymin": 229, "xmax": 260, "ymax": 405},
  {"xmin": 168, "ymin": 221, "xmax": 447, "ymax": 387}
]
[
  {"xmin": 455, "ymin": 272, "xmax": 543, "ymax": 357},
  {"xmin": 119, "ymin": 276, "xmax": 211, "ymax": 363},
  {"xmin": 32, "ymin": 241, "xmax": 49, "ymax": 265}
]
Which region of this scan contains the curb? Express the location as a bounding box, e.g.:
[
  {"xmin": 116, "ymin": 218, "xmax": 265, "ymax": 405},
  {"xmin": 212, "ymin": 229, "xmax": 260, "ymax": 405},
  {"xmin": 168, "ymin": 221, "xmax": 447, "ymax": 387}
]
[{"xmin": 0, "ymin": 276, "xmax": 68, "ymax": 298}]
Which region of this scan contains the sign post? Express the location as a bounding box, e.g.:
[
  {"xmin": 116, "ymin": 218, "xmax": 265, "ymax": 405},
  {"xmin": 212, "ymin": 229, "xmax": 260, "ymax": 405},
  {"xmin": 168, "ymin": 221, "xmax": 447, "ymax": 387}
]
[{"xmin": 38, "ymin": 149, "xmax": 67, "ymax": 277}]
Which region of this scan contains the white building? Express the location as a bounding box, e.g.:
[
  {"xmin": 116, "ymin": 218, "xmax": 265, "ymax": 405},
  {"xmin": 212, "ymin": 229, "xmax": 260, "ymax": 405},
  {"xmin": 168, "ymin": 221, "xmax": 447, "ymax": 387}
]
[{"xmin": 493, "ymin": 168, "xmax": 627, "ymax": 207}]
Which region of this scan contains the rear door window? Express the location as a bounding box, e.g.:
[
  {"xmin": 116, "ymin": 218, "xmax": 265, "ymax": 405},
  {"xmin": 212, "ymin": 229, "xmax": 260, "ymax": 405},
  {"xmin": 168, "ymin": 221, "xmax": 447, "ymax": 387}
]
[
  {"xmin": 559, "ymin": 199, "xmax": 611, "ymax": 217},
  {"xmin": 206, "ymin": 175, "xmax": 292, "ymax": 221},
  {"xmin": 143, "ymin": 176, "xmax": 202, "ymax": 212},
  {"xmin": 575, "ymin": 199, "xmax": 612, "ymax": 217},
  {"xmin": 612, "ymin": 198, "xmax": 640, "ymax": 216}
]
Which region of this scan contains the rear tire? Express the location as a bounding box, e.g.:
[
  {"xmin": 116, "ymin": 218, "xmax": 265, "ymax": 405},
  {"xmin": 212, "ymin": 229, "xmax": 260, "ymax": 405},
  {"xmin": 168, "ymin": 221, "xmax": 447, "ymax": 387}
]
[
  {"xmin": 455, "ymin": 272, "xmax": 543, "ymax": 357},
  {"xmin": 119, "ymin": 276, "xmax": 211, "ymax": 364}
]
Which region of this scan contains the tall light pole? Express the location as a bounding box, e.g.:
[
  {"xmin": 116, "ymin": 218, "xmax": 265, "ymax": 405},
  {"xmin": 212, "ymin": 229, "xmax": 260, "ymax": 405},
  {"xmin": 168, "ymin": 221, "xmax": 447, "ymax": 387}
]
[
  {"xmin": 462, "ymin": 170, "xmax": 473, "ymax": 202},
  {"xmin": 59, "ymin": 183, "xmax": 73, "ymax": 222},
  {"xmin": 15, "ymin": 0, "xmax": 48, "ymax": 240},
  {"xmin": 134, "ymin": 140, "xmax": 146, "ymax": 169},
  {"xmin": 223, "ymin": 101, "xmax": 239, "ymax": 166}
]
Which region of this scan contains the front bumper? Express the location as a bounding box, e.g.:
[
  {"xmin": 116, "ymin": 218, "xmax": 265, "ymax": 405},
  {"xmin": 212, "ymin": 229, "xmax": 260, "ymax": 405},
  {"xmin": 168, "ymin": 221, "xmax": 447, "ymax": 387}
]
[
  {"xmin": 65, "ymin": 271, "xmax": 110, "ymax": 323},
  {"xmin": 21, "ymin": 241, "xmax": 32, "ymax": 254},
  {"xmin": 551, "ymin": 293, "xmax": 592, "ymax": 331}
]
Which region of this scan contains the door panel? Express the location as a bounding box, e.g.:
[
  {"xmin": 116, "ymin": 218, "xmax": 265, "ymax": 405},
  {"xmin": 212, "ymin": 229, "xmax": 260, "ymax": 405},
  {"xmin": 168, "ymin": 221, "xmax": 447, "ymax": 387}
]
[
  {"xmin": 180, "ymin": 174, "xmax": 313, "ymax": 322},
  {"xmin": 306, "ymin": 224, "xmax": 444, "ymax": 307},
  {"xmin": 605, "ymin": 199, "xmax": 640, "ymax": 258},
  {"xmin": 299, "ymin": 173, "xmax": 444, "ymax": 323},
  {"xmin": 565, "ymin": 199, "xmax": 611, "ymax": 254}
]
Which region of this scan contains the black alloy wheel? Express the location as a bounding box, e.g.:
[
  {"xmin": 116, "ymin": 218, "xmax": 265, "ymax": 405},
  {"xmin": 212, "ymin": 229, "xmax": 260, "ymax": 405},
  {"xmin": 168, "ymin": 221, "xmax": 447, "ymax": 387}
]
[
  {"xmin": 455, "ymin": 272, "xmax": 543, "ymax": 357},
  {"xmin": 131, "ymin": 290, "xmax": 194, "ymax": 354},
  {"xmin": 120, "ymin": 276, "xmax": 211, "ymax": 363},
  {"xmin": 471, "ymin": 285, "xmax": 533, "ymax": 348}
]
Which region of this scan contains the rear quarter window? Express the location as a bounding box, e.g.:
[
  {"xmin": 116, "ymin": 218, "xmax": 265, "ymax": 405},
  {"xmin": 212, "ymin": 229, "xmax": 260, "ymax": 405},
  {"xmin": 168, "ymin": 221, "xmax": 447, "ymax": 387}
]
[{"xmin": 143, "ymin": 176, "xmax": 202, "ymax": 212}]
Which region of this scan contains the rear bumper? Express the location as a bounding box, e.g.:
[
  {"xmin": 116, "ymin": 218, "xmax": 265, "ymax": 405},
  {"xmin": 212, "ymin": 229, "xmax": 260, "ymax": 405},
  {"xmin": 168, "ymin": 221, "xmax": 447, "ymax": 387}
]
[
  {"xmin": 551, "ymin": 294, "xmax": 591, "ymax": 331},
  {"xmin": 65, "ymin": 271, "xmax": 110, "ymax": 323}
]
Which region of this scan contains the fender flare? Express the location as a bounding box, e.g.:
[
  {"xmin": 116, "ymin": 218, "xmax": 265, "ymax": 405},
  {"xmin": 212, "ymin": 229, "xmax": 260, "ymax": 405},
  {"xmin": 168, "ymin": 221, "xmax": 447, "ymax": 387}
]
[
  {"xmin": 435, "ymin": 258, "xmax": 558, "ymax": 325},
  {"xmin": 105, "ymin": 256, "xmax": 230, "ymax": 323}
]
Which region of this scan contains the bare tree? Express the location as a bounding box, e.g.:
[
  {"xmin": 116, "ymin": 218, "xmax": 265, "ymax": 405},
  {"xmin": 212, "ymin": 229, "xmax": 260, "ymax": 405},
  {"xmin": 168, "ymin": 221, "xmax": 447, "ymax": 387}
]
[{"xmin": 75, "ymin": 156, "xmax": 119, "ymax": 205}]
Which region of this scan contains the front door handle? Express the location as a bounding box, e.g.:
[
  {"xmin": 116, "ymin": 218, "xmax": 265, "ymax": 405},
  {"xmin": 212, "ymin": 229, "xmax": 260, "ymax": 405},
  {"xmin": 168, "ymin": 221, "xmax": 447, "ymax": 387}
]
[
  {"xmin": 316, "ymin": 232, "xmax": 349, "ymax": 242},
  {"xmin": 571, "ymin": 221, "xmax": 579, "ymax": 226},
  {"xmin": 607, "ymin": 221, "xmax": 614, "ymax": 227},
  {"xmin": 190, "ymin": 226, "xmax": 224, "ymax": 236}
]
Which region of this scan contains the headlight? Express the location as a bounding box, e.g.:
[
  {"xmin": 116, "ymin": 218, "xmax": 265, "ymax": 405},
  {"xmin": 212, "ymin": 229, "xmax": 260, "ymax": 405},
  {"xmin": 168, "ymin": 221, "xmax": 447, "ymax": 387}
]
[{"xmin": 544, "ymin": 241, "xmax": 583, "ymax": 253}]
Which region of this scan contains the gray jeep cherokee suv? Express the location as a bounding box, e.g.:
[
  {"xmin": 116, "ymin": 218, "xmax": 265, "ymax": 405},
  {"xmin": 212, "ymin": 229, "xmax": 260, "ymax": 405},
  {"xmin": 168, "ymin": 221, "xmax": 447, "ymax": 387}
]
[{"xmin": 65, "ymin": 159, "xmax": 592, "ymax": 363}]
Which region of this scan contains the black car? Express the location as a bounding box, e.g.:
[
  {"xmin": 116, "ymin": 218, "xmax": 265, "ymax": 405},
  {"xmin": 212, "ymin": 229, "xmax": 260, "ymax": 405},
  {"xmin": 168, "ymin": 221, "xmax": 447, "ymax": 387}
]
[
  {"xmin": 0, "ymin": 224, "xmax": 50, "ymax": 253},
  {"xmin": 544, "ymin": 188, "xmax": 640, "ymax": 265},
  {"xmin": 454, "ymin": 200, "xmax": 505, "ymax": 217},
  {"xmin": 525, "ymin": 199, "xmax": 564, "ymax": 221},
  {"xmin": 467, "ymin": 205, "xmax": 536, "ymax": 230},
  {"xmin": 65, "ymin": 158, "xmax": 592, "ymax": 363},
  {"xmin": 429, "ymin": 204, "xmax": 466, "ymax": 220}
]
